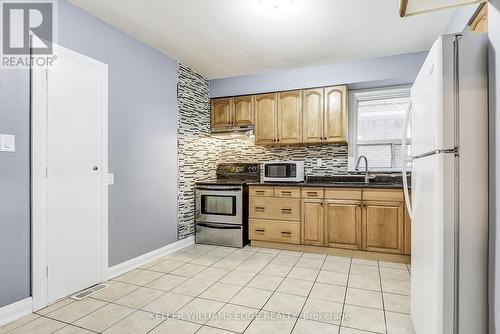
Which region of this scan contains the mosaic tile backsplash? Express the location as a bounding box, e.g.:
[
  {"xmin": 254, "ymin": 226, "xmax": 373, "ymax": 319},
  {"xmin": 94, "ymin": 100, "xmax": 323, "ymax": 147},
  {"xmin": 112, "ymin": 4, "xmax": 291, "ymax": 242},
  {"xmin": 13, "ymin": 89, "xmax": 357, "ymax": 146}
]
[{"xmin": 177, "ymin": 64, "xmax": 348, "ymax": 239}]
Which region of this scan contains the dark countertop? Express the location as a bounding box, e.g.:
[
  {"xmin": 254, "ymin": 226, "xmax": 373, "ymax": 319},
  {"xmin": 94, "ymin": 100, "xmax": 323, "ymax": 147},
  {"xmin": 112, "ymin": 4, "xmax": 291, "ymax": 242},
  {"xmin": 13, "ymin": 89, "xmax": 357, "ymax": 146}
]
[
  {"xmin": 247, "ymin": 182, "xmax": 405, "ymax": 189},
  {"xmin": 247, "ymin": 175, "xmax": 410, "ymax": 189}
]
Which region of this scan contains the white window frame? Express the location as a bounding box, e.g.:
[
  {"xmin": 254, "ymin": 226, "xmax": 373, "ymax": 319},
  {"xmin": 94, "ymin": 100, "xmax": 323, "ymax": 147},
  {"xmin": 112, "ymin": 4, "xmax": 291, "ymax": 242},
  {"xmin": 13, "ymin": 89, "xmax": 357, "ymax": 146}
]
[{"xmin": 348, "ymin": 85, "xmax": 411, "ymax": 172}]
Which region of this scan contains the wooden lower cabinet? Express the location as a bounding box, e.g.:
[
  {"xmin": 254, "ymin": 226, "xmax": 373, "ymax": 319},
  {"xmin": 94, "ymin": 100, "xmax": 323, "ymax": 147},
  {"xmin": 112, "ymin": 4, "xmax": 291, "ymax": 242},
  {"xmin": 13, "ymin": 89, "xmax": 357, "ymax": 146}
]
[
  {"xmin": 249, "ymin": 219, "xmax": 300, "ymax": 244},
  {"xmin": 249, "ymin": 196, "xmax": 301, "ymax": 221},
  {"xmin": 301, "ymin": 199, "xmax": 324, "ymax": 246},
  {"xmin": 362, "ymin": 201, "xmax": 404, "ymax": 254},
  {"xmin": 325, "ymin": 199, "xmax": 362, "ymax": 250},
  {"xmin": 248, "ymin": 186, "xmax": 410, "ymax": 256}
]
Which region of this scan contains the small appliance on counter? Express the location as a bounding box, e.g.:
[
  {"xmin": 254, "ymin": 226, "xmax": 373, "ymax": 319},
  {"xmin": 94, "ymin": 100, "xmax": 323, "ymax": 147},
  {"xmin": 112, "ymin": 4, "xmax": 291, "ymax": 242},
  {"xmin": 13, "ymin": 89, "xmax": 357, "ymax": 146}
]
[
  {"xmin": 262, "ymin": 160, "xmax": 305, "ymax": 183},
  {"xmin": 194, "ymin": 163, "xmax": 260, "ymax": 248}
]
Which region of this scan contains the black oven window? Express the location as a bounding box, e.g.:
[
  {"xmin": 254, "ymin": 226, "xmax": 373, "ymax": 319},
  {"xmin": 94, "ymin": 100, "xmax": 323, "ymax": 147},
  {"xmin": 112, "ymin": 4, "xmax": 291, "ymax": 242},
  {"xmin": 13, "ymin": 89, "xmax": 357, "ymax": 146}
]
[{"xmin": 201, "ymin": 195, "xmax": 237, "ymax": 216}]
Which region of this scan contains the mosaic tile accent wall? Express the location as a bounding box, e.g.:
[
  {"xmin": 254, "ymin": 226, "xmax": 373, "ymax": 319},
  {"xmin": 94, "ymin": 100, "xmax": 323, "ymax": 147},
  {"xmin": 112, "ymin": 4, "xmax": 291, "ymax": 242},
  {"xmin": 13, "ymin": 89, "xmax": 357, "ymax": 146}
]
[
  {"xmin": 218, "ymin": 139, "xmax": 348, "ymax": 176},
  {"xmin": 177, "ymin": 64, "xmax": 348, "ymax": 239},
  {"xmin": 177, "ymin": 64, "xmax": 222, "ymax": 239}
]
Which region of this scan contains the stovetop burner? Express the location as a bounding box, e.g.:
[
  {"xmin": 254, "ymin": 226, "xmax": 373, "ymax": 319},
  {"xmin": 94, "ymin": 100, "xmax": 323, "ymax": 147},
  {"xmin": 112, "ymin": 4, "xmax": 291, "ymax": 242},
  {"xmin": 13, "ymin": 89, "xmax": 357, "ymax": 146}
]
[{"xmin": 195, "ymin": 163, "xmax": 260, "ymax": 186}]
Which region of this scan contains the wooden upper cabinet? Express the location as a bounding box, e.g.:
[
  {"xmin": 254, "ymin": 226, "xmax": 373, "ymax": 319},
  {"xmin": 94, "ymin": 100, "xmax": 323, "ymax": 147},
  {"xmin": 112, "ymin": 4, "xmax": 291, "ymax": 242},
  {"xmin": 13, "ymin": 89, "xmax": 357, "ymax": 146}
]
[
  {"xmin": 362, "ymin": 201, "xmax": 404, "ymax": 254},
  {"xmin": 277, "ymin": 91, "xmax": 302, "ymax": 144},
  {"xmin": 469, "ymin": 4, "xmax": 487, "ymax": 33},
  {"xmin": 302, "ymin": 199, "xmax": 324, "ymax": 246},
  {"xmin": 211, "ymin": 98, "xmax": 232, "ymax": 128},
  {"xmin": 233, "ymin": 96, "xmax": 254, "ymax": 126},
  {"xmin": 325, "ymin": 199, "xmax": 361, "ymax": 250},
  {"xmin": 324, "ymin": 85, "xmax": 348, "ymax": 143},
  {"xmin": 255, "ymin": 93, "xmax": 278, "ymax": 145},
  {"xmin": 302, "ymin": 88, "xmax": 324, "ymax": 143}
]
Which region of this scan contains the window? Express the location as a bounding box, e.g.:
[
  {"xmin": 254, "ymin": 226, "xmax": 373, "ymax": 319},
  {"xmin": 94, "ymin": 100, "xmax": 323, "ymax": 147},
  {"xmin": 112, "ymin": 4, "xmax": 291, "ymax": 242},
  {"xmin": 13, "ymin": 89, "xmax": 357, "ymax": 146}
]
[{"xmin": 348, "ymin": 86, "xmax": 411, "ymax": 171}]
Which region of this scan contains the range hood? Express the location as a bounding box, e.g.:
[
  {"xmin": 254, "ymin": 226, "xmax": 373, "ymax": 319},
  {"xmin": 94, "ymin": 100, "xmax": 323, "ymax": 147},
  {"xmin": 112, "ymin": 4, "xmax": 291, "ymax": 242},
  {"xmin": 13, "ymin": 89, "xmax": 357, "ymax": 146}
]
[{"xmin": 210, "ymin": 124, "xmax": 255, "ymax": 139}]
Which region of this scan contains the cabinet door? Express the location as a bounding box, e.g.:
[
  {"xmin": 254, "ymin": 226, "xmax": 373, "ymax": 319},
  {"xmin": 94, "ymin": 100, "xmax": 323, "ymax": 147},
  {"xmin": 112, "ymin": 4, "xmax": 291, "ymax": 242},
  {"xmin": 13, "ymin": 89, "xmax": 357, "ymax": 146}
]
[
  {"xmin": 211, "ymin": 98, "xmax": 232, "ymax": 128},
  {"xmin": 277, "ymin": 91, "xmax": 302, "ymax": 144},
  {"xmin": 233, "ymin": 96, "xmax": 254, "ymax": 126},
  {"xmin": 255, "ymin": 93, "xmax": 278, "ymax": 144},
  {"xmin": 301, "ymin": 199, "xmax": 324, "ymax": 246},
  {"xmin": 302, "ymin": 88, "xmax": 324, "ymax": 143},
  {"xmin": 404, "ymin": 203, "xmax": 411, "ymax": 255},
  {"xmin": 324, "ymin": 85, "xmax": 347, "ymax": 143},
  {"xmin": 325, "ymin": 200, "xmax": 361, "ymax": 250},
  {"xmin": 362, "ymin": 201, "xmax": 404, "ymax": 254}
]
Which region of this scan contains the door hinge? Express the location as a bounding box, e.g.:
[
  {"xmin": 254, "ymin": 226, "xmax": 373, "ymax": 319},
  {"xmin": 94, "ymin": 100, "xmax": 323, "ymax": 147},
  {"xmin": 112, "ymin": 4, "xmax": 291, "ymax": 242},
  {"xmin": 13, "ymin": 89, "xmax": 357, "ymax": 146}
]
[{"xmin": 45, "ymin": 266, "xmax": 49, "ymax": 278}]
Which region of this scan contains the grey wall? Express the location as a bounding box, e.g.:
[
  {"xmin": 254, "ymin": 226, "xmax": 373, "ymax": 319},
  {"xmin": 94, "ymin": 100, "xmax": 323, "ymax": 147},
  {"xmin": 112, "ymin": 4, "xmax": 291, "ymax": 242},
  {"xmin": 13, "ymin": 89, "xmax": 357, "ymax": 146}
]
[
  {"xmin": 0, "ymin": 0, "xmax": 179, "ymax": 308},
  {"xmin": 58, "ymin": 0, "xmax": 179, "ymax": 266},
  {"xmin": 0, "ymin": 71, "xmax": 31, "ymax": 307},
  {"xmin": 489, "ymin": 2, "xmax": 500, "ymax": 333},
  {"xmin": 209, "ymin": 51, "xmax": 427, "ymax": 98},
  {"xmin": 444, "ymin": 3, "xmax": 481, "ymax": 34}
]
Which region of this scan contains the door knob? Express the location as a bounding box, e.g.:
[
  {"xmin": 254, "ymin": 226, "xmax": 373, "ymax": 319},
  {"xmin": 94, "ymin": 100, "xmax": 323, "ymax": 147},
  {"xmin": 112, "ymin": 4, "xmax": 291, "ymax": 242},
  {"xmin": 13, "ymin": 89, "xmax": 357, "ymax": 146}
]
[{"xmin": 93, "ymin": 166, "xmax": 99, "ymax": 171}]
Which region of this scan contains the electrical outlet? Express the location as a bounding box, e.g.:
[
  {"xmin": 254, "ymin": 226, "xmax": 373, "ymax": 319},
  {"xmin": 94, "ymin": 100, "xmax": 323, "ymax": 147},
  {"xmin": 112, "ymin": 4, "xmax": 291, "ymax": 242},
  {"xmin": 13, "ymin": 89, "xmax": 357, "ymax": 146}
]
[{"xmin": 316, "ymin": 158, "xmax": 322, "ymax": 167}]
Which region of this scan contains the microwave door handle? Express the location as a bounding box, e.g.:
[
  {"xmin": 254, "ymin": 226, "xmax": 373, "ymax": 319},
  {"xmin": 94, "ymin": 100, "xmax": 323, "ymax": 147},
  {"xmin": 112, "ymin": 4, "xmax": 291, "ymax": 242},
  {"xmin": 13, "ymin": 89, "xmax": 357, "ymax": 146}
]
[{"xmin": 197, "ymin": 222, "xmax": 241, "ymax": 230}]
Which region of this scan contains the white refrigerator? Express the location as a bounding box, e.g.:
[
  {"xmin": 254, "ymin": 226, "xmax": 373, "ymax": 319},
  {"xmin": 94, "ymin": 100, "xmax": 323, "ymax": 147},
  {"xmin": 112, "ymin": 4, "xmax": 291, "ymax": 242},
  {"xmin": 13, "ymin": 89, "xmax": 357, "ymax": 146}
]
[{"xmin": 402, "ymin": 32, "xmax": 489, "ymax": 334}]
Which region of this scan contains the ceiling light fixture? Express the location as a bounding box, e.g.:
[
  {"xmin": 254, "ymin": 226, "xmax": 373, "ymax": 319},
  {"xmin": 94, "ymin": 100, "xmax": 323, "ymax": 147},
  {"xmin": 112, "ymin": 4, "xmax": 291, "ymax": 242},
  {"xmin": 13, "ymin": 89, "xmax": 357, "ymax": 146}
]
[{"xmin": 258, "ymin": 0, "xmax": 294, "ymax": 10}]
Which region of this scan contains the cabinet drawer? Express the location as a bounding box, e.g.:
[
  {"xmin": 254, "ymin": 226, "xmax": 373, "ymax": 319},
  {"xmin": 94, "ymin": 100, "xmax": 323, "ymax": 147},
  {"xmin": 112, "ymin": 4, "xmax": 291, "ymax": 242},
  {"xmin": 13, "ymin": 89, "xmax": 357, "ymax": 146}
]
[
  {"xmin": 249, "ymin": 219, "xmax": 300, "ymax": 244},
  {"xmin": 275, "ymin": 187, "xmax": 301, "ymax": 198},
  {"xmin": 325, "ymin": 188, "xmax": 362, "ymax": 200},
  {"xmin": 249, "ymin": 186, "xmax": 274, "ymax": 197},
  {"xmin": 301, "ymin": 187, "xmax": 324, "ymax": 198},
  {"xmin": 249, "ymin": 197, "xmax": 301, "ymax": 221},
  {"xmin": 363, "ymin": 189, "xmax": 403, "ymax": 202}
]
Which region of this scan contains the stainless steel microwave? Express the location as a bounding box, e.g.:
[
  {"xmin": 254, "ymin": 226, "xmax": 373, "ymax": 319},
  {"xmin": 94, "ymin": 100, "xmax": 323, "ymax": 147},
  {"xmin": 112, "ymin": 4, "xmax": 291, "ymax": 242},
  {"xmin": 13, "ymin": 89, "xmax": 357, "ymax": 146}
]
[{"xmin": 262, "ymin": 161, "xmax": 305, "ymax": 182}]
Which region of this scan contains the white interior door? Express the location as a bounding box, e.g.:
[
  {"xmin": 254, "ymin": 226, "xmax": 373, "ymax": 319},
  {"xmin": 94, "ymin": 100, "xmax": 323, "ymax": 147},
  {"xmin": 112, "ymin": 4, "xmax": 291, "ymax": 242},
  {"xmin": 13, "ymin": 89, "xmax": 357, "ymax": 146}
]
[{"xmin": 36, "ymin": 46, "xmax": 108, "ymax": 304}]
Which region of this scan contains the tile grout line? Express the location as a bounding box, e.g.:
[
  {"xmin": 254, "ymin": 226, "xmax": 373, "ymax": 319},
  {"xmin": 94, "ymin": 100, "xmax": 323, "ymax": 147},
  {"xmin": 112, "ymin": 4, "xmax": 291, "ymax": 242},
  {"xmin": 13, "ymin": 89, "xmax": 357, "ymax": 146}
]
[
  {"xmin": 338, "ymin": 256, "xmax": 353, "ymax": 334},
  {"xmin": 201, "ymin": 248, "xmax": 286, "ymax": 334},
  {"xmin": 188, "ymin": 246, "xmax": 286, "ymax": 334},
  {"xmin": 288, "ymin": 253, "xmax": 328, "ymax": 334},
  {"xmin": 378, "ymin": 261, "xmax": 389, "ymax": 334},
  {"xmin": 144, "ymin": 245, "xmax": 281, "ymax": 334}
]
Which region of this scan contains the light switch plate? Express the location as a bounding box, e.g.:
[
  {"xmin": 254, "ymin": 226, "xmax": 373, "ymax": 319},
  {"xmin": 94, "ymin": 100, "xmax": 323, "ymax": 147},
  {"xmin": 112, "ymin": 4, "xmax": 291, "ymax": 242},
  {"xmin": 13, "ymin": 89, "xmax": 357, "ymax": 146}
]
[
  {"xmin": 316, "ymin": 158, "xmax": 322, "ymax": 167},
  {"xmin": 0, "ymin": 134, "xmax": 15, "ymax": 152}
]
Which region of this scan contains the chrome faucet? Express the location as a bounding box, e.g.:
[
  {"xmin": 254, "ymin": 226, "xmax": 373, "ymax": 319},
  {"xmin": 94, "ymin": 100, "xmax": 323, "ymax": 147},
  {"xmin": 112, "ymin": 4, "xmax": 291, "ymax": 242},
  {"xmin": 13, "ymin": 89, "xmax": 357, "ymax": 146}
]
[{"xmin": 355, "ymin": 155, "xmax": 376, "ymax": 184}]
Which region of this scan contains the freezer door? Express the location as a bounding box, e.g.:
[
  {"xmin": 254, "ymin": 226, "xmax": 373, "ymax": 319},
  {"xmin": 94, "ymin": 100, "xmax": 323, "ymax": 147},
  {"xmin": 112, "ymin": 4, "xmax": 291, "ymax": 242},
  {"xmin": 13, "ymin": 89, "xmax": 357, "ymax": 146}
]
[
  {"xmin": 411, "ymin": 35, "xmax": 456, "ymax": 156},
  {"xmin": 411, "ymin": 153, "xmax": 456, "ymax": 334}
]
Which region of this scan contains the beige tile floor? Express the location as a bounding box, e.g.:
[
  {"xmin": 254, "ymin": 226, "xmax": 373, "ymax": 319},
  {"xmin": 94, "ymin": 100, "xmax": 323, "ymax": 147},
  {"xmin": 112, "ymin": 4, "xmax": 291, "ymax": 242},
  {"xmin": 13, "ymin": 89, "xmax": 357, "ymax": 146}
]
[{"xmin": 0, "ymin": 244, "xmax": 415, "ymax": 334}]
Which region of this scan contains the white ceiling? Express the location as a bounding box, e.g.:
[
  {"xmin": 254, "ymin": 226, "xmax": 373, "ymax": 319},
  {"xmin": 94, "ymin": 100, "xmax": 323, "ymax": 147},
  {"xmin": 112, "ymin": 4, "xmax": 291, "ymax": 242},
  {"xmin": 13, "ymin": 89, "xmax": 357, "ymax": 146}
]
[{"xmin": 69, "ymin": 0, "xmax": 454, "ymax": 79}]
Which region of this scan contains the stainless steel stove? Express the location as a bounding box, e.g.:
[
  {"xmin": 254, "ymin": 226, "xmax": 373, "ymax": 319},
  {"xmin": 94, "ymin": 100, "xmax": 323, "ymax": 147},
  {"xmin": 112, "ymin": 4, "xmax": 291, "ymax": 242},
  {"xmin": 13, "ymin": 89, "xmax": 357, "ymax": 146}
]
[{"xmin": 194, "ymin": 163, "xmax": 260, "ymax": 248}]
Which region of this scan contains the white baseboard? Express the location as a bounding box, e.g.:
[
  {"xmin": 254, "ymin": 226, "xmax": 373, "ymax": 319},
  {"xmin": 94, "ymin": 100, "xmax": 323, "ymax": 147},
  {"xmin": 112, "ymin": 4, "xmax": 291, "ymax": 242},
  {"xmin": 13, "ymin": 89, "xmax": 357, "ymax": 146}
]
[
  {"xmin": 0, "ymin": 297, "xmax": 33, "ymax": 327},
  {"xmin": 108, "ymin": 236, "xmax": 194, "ymax": 279}
]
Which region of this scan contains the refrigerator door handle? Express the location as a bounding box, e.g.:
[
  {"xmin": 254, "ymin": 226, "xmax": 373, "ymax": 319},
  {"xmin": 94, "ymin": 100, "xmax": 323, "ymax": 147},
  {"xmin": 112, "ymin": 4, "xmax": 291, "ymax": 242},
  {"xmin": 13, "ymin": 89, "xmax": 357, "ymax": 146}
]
[
  {"xmin": 401, "ymin": 101, "xmax": 413, "ymax": 220},
  {"xmin": 412, "ymin": 147, "xmax": 459, "ymax": 160}
]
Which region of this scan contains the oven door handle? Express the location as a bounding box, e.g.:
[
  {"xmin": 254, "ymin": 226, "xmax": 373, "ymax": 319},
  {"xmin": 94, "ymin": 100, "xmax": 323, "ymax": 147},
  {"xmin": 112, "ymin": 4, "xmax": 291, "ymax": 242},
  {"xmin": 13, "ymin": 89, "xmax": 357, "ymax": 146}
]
[
  {"xmin": 196, "ymin": 222, "xmax": 242, "ymax": 229},
  {"xmin": 196, "ymin": 187, "xmax": 242, "ymax": 191}
]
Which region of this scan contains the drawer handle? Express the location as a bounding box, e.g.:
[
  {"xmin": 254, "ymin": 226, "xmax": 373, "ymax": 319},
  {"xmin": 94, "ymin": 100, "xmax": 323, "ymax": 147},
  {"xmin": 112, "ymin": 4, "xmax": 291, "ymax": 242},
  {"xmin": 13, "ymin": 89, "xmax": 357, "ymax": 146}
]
[
  {"xmin": 280, "ymin": 191, "xmax": 292, "ymax": 196},
  {"xmin": 306, "ymin": 192, "xmax": 318, "ymax": 197},
  {"xmin": 281, "ymin": 231, "xmax": 292, "ymax": 237},
  {"xmin": 281, "ymin": 208, "xmax": 293, "ymax": 213},
  {"xmin": 255, "ymin": 207, "xmax": 266, "ymax": 211},
  {"xmin": 255, "ymin": 190, "xmax": 265, "ymax": 194},
  {"xmin": 255, "ymin": 229, "xmax": 265, "ymax": 233}
]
